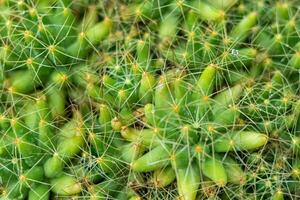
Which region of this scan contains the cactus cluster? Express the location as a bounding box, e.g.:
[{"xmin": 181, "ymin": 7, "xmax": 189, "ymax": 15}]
[{"xmin": 0, "ymin": 0, "xmax": 300, "ymax": 199}]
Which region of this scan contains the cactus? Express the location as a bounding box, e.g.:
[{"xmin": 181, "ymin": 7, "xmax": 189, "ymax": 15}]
[{"xmin": 0, "ymin": 0, "xmax": 299, "ymax": 199}]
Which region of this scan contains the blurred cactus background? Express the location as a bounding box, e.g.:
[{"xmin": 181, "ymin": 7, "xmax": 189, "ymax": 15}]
[{"xmin": 0, "ymin": 0, "xmax": 300, "ymax": 199}]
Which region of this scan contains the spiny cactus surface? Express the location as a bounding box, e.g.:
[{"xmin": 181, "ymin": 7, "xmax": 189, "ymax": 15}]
[{"xmin": 0, "ymin": 0, "xmax": 300, "ymax": 199}]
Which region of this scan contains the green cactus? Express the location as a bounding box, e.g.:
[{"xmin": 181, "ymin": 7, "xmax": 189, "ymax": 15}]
[{"xmin": 0, "ymin": 0, "xmax": 299, "ymax": 199}]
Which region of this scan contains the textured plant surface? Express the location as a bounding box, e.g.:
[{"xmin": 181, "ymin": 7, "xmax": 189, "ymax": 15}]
[{"xmin": 0, "ymin": 0, "xmax": 300, "ymax": 199}]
